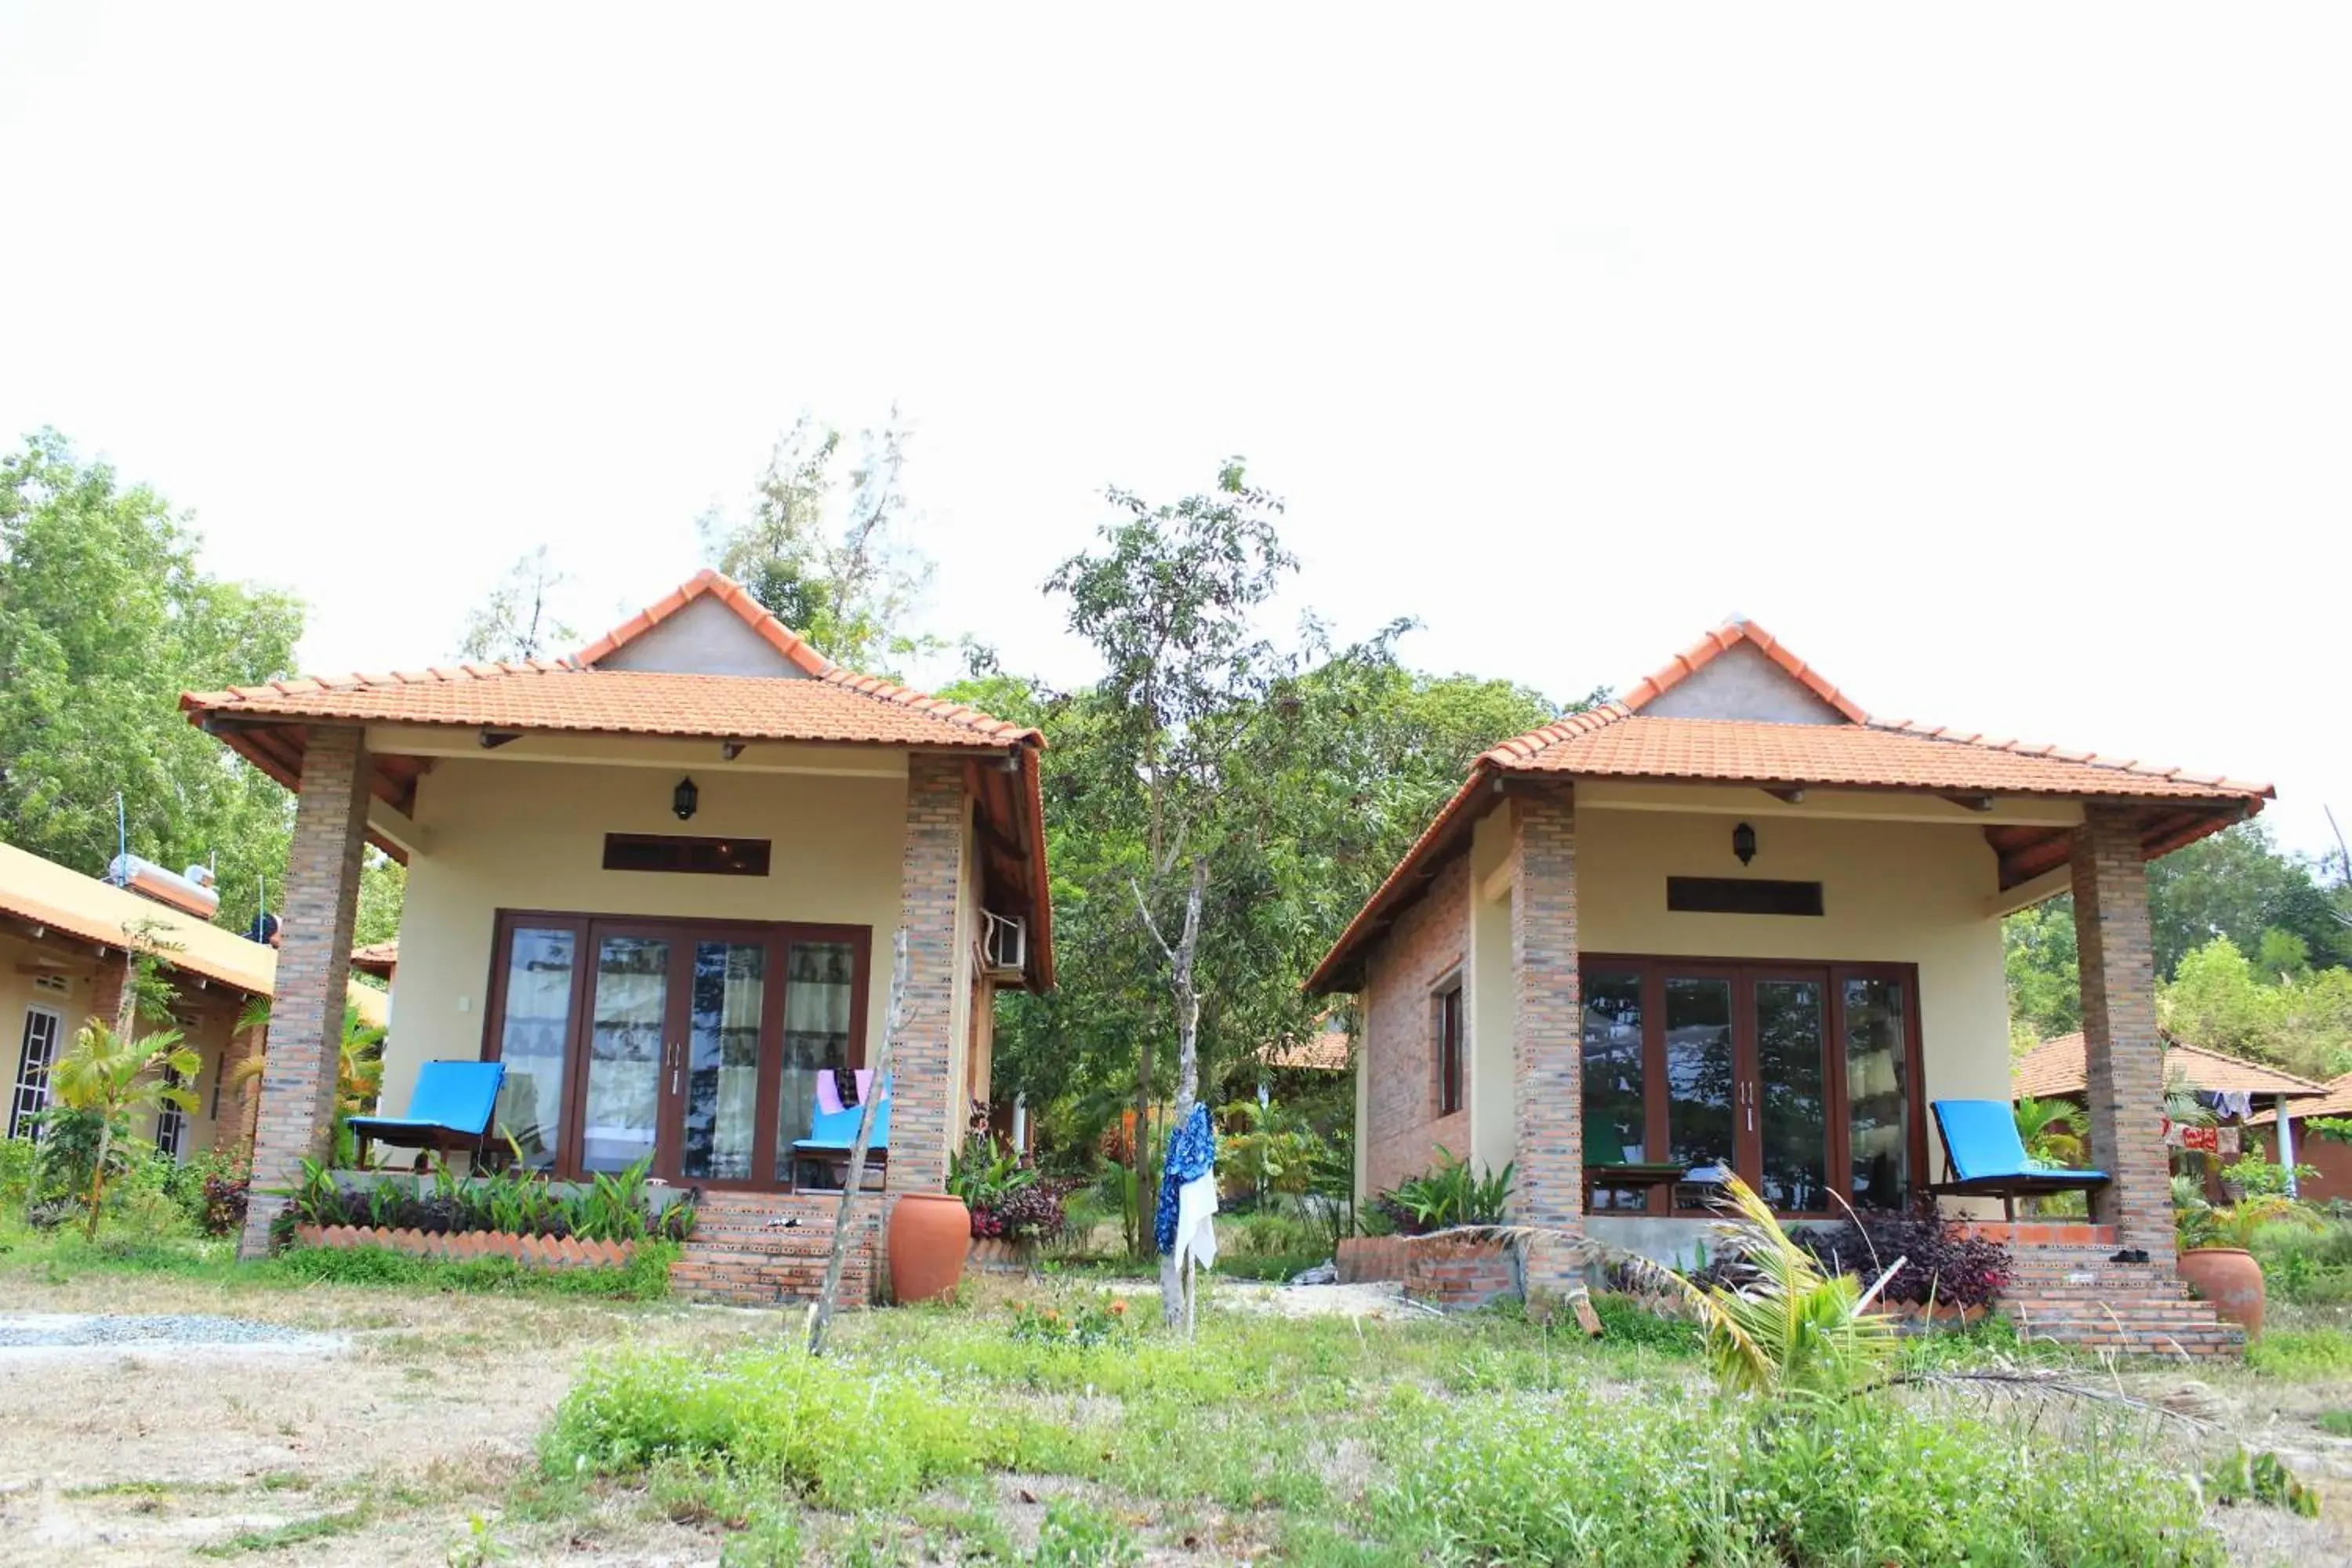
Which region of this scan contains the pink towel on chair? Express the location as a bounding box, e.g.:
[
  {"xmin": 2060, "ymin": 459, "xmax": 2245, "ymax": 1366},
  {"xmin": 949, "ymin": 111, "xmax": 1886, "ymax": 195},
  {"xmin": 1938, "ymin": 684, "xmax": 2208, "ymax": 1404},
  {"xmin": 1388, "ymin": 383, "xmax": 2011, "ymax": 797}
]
[{"xmin": 815, "ymin": 1069, "xmax": 877, "ymax": 1117}]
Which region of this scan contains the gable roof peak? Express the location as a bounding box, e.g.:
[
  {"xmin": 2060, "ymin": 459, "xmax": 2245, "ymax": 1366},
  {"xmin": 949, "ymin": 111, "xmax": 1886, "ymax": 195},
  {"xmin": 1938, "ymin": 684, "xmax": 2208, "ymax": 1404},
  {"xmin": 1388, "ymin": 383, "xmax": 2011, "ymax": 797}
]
[
  {"xmin": 573, "ymin": 568, "xmax": 835, "ymax": 677},
  {"xmin": 1618, "ymin": 615, "xmax": 1871, "ymax": 726}
]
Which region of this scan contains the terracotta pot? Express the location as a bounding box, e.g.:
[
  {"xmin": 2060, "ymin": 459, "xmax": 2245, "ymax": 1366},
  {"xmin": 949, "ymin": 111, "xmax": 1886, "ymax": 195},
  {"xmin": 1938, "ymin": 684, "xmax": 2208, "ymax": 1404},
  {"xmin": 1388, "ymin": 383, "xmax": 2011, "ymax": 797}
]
[
  {"xmin": 888, "ymin": 1192, "xmax": 973, "ymax": 1304},
  {"xmin": 2179, "ymin": 1247, "xmax": 2264, "ymax": 1334}
]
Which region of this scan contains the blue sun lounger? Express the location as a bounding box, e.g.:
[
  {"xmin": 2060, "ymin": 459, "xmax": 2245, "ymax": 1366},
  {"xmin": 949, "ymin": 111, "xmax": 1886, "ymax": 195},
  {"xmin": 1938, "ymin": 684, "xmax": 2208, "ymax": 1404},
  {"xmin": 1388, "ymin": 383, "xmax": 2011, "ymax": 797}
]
[
  {"xmin": 345, "ymin": 1060, "xmax": 506, "ymax": 1170},
  {"xmin": 792, "ymin": 1080, "xmax": 891, "ymax": 1192},
  {"xmin": 1927, "ymin": 1098, "xmax": 2108, "ymax": 1221}
]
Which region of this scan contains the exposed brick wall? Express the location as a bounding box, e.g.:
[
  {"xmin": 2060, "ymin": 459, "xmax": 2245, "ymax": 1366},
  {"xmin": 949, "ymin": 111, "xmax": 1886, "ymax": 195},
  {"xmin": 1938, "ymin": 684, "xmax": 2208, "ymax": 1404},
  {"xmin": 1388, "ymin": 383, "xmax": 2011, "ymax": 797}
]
[
  {"xmin": 1509, "ymin": 786, "xmax": 1583, "ymax": 1289},
  {"xmin": 670, "ymin": 1190, "xmax": 880, "ymax": 1306},
  {"xmin": 240, "ymin": 726, "xmax": 371, "ymax": 1259},
  {"xmin": 1335, "ymin": 1235, "xmax": 1411, "ymax": 1283},
  {"xmin": 2070, "ymin": 806, "xmax": 2173, "ymax": 1260},
  {"xmin": 890, "ymin": 753, "xmax": 967, "ymax": 1196},
  {"xmin": 1406, "ymin": 1236, "xmax": 1517, "ymax": 1310},
  {"xmin": 1360, "ymin": 855, "xmax": 1470, "ymax": 1196}
]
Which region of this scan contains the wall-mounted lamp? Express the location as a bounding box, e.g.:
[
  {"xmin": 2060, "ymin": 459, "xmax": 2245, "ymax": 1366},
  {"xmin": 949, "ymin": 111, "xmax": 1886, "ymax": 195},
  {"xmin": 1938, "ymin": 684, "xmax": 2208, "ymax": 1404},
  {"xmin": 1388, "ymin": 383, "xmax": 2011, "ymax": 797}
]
[
  {"xmin": 1732, "ymin": 821, "xmax": 1757, "ymax": 866},
  {"xmin": 673, "ymin": 776, "xmax": 699, "ymax": 821}
]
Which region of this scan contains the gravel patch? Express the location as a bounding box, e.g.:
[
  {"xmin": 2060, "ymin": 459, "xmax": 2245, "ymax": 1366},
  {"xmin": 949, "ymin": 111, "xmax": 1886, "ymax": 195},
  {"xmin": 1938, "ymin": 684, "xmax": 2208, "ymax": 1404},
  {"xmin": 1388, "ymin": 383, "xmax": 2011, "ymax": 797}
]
[{"xmin": 0, "ymin": 1312, "xmax": 347, "ymax": 1361}]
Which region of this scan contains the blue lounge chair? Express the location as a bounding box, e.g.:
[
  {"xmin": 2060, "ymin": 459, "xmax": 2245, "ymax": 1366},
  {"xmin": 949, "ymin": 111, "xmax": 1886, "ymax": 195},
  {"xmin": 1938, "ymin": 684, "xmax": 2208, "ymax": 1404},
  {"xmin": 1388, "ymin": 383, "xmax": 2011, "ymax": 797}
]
[
  {"xmin": 1927, "ymin": 1098, "xmax": 2109, "ymax": 1221},
  {"xmin": 345, "ymin": 1060, "xmax": 506, "ymax": 1170},
  {"xmin": 792, "ymin": 1080, "xmax": 891, "ymax": 1192}
]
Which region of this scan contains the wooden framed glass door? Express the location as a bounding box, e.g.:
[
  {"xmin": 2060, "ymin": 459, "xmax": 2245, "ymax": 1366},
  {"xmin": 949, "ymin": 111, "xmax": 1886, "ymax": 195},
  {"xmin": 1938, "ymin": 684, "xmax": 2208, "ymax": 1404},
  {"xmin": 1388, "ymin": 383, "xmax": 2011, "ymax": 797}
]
[
  {"xmin": 1582, "ymin": 954, "xmax": 1925, "ymax": 1217},
  {"xmin": 482, "ymin": 912, "xmax": 869, "ymax": 1189}
]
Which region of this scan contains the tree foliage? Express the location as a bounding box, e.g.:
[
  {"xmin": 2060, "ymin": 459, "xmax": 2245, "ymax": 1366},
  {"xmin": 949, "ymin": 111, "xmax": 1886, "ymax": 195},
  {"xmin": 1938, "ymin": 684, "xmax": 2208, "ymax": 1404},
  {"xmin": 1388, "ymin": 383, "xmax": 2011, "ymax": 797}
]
[
  {"xmin": 0, "ymin": 430, "xmax": 302, "ymax": 924},
  {"xmin": 456, "ymin": 544, "xmax": 577, "ymax": 663},
  {"xmin": 699, "ymin": 412, "xmax": 938, "ymax": 673}
]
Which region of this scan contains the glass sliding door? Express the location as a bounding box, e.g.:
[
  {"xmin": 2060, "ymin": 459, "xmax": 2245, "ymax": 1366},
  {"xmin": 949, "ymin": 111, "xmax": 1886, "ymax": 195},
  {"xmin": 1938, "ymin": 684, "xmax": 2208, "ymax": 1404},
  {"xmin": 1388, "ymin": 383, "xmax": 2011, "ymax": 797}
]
[
  {"xmin": 1840, "ymin": 973, "xmax": 1912, "ymax": 1210},
  {"xmin": 1753, "ymin": 976, "xmax": 1830, "ymax": 1213},
  {"xmin": 1580, "ymin": 971, "xmax": 1648, "ymax": 1210},
  {"xmin": 1579, "ymin": 956, "xmax": 1924, "ymax": 1217},
  {"xmin": 490, "ymin": 923, "xmax": 584, "ymax": 1171},
  {"xmin": 481, "ymin": 916, "xmax": 870, "ymax": 1189},
  {"xmin": 776, "ymin": 940, "xmax": 859, "ymax": 1174},
  {"xmin": 579, "ymin": 932, "xmax": 671, "ymax": 1174},
  {"xmin": 1663, "ymin": 975, "xmax": 1737, "ymax": 1210},
  {"xmin": 682, "ymin": 939, "xmax": 766, "ymax": 1182}
]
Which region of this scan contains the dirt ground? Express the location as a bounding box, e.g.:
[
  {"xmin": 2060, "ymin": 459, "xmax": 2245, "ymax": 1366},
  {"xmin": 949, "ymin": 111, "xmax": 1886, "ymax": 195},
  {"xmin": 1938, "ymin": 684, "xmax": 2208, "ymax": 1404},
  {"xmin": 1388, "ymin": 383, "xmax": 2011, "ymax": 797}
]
[{"xmin": 0, "ymin": 1272, "xmax": 779, "ymax": 1565}]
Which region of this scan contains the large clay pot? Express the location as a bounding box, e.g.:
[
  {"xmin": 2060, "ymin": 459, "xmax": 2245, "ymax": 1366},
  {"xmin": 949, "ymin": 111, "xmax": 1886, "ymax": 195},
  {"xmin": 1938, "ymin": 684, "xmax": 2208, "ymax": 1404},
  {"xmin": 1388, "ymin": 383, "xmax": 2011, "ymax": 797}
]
[
  {"xmin": 888, "ymin": 1192, "xmax": 973, "ymax": 1304},
  {"xmin": 2179, "ymin": 1246, "xmax": 2264, "ymax": 1334}
]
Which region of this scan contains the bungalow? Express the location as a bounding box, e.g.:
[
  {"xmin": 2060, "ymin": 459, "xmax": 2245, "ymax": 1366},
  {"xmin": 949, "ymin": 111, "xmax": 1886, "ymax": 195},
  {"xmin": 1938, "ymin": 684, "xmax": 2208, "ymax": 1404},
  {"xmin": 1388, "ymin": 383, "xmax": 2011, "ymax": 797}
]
[
  {"xmin": 0, "ymin": 841, "xmax": 387, "ymax": 1160},
  {"xmin": 1309, "ymin": 619, "xmax": 2273, "ymax": 1352},
  {"xmin": 2013, "ymin": 1031, "xmax": 2329, "ymax": 1195},
  {"xmin": 181, "ymin": 570, "xmax": 1053, "ymax": 1291},
  {"xmin": 2249, "ymin": 1077, "xmax": 2352, "ymax": 1204}
]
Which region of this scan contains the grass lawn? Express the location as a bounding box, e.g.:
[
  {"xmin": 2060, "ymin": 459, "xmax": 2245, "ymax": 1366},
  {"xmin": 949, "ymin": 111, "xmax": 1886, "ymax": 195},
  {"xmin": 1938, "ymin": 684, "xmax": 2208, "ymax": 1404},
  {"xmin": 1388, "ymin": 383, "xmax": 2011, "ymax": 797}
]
[{"xmin": 4, "ymin": 1228, "xmax": 2352, "ymax": 1565}]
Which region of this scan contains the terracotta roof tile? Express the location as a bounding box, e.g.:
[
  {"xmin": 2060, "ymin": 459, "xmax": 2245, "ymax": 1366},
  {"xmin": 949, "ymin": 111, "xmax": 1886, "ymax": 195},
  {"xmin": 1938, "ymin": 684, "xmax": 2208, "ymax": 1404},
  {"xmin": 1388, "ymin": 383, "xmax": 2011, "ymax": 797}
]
[
  {"xmin": 2251, "ymin": 1073, "xmax": 2352, "ymax": 1126},
  {"xmin": 183, "ymin": 570, "xmax": 1043, "ymax": 753},
  {"xmin": 1305, "ymin": 616, "xmax": 2274, "ymax": 994},
  {"xmin": 2014, "ymin": 1033, "xmax": 2331, "ymax": 1102}
]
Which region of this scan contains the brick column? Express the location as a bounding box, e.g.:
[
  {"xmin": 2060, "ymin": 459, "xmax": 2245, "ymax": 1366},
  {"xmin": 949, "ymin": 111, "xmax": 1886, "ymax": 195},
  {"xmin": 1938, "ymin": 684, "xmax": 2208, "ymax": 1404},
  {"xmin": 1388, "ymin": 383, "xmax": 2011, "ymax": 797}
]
[
  {"xmin": 1508, "ymin": 783, "xmax": 1583, "ymax": 1291},
  {"xmin": 890, "ymin": 753, "xmax": 967, "ymax": 1196},
  {"xmin": 2070, "ymin": 805, "xmax": 2173, "ymax": 1261},
  {"xmin": 239, "ymin": 726, "xmax": 371, "ymax": 1259}
]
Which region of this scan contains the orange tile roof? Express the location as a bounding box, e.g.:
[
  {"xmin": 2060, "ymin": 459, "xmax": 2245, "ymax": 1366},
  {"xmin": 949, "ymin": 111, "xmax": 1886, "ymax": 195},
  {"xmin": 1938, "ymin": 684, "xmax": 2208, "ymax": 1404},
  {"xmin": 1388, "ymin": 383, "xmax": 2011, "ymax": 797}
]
[
  {"xmin": 183, "ymin": 572, "xmax": 1042, "ymax": 753},
  {"xmin": 2014, "ymin": 1033, "xmax": 2330, "ymax": 1102},
  {"xmin": 350, "ymin": 938, "xmax": 399, "ymax": 978},
  {"xmin": 1258, "ymin": 1025, "xmax": 1352, "ymax": 1073},
  {"xmin": 2250, "ymin": 1073, "xmax": 2352, "ymax": 1126},
  {"xmin": 1306, "ymin": 618, "xmax": 2274, "ymax": 993},
  {"xmin": 183, "ymin": 570, "xmax": 1056, "ymax": 989}
]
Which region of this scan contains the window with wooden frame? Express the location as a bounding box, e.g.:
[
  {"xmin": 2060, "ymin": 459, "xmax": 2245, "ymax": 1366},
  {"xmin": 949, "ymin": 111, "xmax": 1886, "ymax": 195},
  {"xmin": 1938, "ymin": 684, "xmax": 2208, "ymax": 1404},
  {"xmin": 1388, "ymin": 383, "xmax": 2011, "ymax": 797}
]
[{"xmin": 1434, "ymin": 978, "xmax": 1465, "ymax": 1116}]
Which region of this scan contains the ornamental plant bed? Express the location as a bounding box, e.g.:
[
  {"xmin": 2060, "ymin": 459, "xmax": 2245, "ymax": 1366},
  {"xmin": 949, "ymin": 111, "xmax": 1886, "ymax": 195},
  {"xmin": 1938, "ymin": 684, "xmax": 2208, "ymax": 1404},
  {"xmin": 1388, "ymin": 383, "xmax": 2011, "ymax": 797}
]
[{"xmin": 296, "ymin": 1223, "xmax": 638, "ymax": 1271}]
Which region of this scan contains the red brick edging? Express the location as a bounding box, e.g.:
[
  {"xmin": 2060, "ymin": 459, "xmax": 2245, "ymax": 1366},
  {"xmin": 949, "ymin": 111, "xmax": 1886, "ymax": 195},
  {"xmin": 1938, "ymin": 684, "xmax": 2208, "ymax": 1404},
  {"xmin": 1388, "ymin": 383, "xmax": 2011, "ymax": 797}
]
[{"xmin": 295, "ymin": 1224, "xmax": 637, "ymax": 1271}]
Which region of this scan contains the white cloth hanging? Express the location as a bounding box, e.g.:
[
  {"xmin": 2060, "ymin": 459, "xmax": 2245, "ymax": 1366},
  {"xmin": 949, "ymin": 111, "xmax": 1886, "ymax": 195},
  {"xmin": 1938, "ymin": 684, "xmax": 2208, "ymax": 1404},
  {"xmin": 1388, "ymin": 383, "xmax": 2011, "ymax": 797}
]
[{"xmin": 1171, "ymin": 1170, "xmax": 1219, "ymax": 1270}]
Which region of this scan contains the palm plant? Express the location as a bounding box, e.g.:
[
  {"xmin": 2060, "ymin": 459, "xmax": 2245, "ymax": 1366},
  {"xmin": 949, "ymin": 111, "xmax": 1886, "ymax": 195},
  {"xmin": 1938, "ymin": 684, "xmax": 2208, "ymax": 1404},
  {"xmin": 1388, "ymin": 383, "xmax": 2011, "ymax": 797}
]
[
  {"xmin": 230, "ymin": 1001, "xmax": 387, "ymax": 1163},
  {"xmin": 1647, "ymin": 1174, "xmax": 1901, "ymax": 1398},
  {"xmin": 2178, "ymin": 1192, "xmax": 2321, "ymax": 1252},
  {"xmin": 2013, "ymin": 1096, "xmax": 2085, "ymax": 1167},
  {"xmin": 47, "ymin": 1019, "xmax": 200, "ymax": 1239}
]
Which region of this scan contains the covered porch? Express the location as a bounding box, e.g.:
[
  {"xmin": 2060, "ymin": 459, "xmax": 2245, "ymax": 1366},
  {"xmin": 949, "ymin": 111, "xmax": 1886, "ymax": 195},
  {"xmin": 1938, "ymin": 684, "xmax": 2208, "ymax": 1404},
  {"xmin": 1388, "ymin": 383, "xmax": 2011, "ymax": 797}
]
[{"xmin": 1313, "ymin": 619, "xmax": 2276, "ymax": 1348}]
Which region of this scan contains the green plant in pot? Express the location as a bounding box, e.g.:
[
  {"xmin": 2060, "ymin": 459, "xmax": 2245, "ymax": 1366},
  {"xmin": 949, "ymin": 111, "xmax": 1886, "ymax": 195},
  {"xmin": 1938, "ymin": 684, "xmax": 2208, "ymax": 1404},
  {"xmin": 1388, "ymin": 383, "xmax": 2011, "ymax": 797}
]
[{"xmin": 2176, "ymin": 1191, "xmax": 2319, "ymax": 1336}]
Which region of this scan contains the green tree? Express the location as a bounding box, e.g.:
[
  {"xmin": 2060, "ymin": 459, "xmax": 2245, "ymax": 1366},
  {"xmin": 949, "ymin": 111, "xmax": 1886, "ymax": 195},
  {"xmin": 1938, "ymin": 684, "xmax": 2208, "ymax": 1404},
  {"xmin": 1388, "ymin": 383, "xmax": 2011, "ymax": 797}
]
[
  {"xmin": 698, "ymin": 412, "xmax": 938, "ymax": 672},
  {"xmin": 355, "ymin": 851, "xmax": 405, "ymax": 948},
  {"xmin": 2003, "ymin": 898, "xmax": 2081, "ymax": 1049},
  {"xmin": 456, "ymin": 544, "xmax": 576, "ymax": 662},
  {"xmin": 2148, "ymin": 821, "xmax": 2347, "ymax": 975},
  {"xmin": 0, "ymin": 430, "xmax": 301, "ymax": 912}
]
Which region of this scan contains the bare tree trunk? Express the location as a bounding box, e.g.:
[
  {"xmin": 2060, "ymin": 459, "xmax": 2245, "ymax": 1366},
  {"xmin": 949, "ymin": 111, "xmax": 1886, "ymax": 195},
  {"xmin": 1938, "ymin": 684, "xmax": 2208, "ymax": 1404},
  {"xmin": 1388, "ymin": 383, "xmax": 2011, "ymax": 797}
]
[
  {"xmin": 1155, "ymin": 857, "xmax": 1208, "ymax": 1329},
  {"xmin": 808, "ymin": 927, "xmax": 907, "ymax": 1356}
]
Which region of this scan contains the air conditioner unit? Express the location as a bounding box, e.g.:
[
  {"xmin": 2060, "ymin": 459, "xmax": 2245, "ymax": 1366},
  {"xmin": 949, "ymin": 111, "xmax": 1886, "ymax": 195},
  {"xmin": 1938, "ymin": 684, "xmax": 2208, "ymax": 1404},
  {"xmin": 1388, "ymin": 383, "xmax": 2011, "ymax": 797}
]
[{"xmin": 980, "ymin": 910, "xmax": 1026, "ymax": 977}]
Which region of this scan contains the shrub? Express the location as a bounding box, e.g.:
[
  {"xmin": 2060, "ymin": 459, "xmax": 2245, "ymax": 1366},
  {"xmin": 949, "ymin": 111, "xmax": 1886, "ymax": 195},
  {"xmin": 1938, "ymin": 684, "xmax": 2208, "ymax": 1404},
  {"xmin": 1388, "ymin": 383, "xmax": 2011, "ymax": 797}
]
[
  {"xmin": 543, "ymin": 1346, "xmax": 988, "ymax": 1509},
  {"xmin": 1374, "ymin": 1384, "xmax": 2223, "ymax": 1566},
  {"xmin": 1797, "ymin": 1208, "xmax": 2012, "ymax": 1308},
  {"xmin": 1378, "ymin": 1148, "xmax": 1513, "ymax": 1234},
  {"xmin": 2245, "ymin": 1327, "xmax": 2352, "ymax": 1380},
  {"xmin": 971, "ymin": 1179, "xmax": 1071, "ymax": 1243},
  {"xmin": 283, "ymin": 1152, "xmax": 666, "ymax": 1243}
]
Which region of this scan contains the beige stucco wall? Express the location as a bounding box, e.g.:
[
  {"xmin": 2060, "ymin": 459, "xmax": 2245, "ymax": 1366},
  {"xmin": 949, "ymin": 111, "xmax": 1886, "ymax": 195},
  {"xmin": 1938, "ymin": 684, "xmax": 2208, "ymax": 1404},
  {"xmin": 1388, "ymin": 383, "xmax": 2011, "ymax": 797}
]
[
  {"xmin": 0, "ymin": 929, "xmax": 252, "ymax": 1160},
  {"xmin": 1354, "ymin": 797, "xmax": 2016, "ymax": 1203},
  {"xmin": 1573, "ymin": 805, "xmax": 2013, "ymax": 1128},
  {"xmin": 385, "ymin": 754, "xmax": 912, "ymax": 1116}
]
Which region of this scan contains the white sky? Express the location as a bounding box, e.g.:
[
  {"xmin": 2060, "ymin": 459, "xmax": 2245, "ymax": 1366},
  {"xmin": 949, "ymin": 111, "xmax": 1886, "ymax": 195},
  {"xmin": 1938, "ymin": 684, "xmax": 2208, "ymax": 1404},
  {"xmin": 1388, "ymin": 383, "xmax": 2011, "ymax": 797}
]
[{"xmin": 2, "ymin": 5, "xmax": 2346, "ymax": 856}]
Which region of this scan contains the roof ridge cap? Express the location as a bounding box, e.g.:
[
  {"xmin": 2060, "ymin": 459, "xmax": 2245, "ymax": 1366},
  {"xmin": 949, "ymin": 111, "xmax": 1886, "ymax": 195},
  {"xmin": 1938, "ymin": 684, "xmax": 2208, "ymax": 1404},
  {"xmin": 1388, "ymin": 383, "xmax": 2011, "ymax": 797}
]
[
  {"xmin": 1481, "ymin": 701, "xmax": 1633, "ymax": 768},
  {"xmin": 572, "ymin": 569, "xmax": 837, "ymax": 678},
  {"xmin": 1616, "ymin": 616, "xmax": 1870, "ymax": 724}
]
